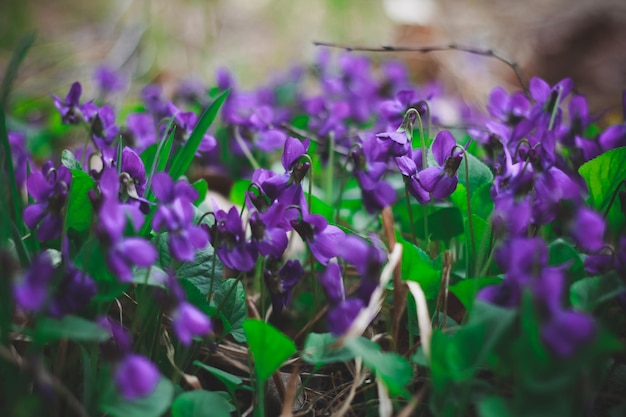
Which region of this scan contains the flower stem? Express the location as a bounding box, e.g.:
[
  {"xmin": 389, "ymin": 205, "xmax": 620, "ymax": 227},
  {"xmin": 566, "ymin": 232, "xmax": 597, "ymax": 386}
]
[
  {"xmin": 603, "ymin": 179, "xmax": 626, "ymax": 219},
  {"xmin": 404, "ymin": 181, "xmax": 418, "ymax": 244}
]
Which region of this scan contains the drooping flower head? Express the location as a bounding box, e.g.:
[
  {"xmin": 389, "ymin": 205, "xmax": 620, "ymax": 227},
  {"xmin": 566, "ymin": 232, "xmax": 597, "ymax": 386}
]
[{"xmin": 418, "ymin": 130, "xmax": 463, "ymax": 199}]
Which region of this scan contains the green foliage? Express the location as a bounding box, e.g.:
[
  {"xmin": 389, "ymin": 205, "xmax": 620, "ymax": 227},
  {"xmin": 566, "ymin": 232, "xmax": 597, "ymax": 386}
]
[
  {"xmin": 169, "ymin": 90, "xmax": 229, "ymax": 180},
  {"xmin": 302, "ymin": 333, "xmax": 356, "ymax": 365},
  {"xmin": 397, "ymin": 233, "xmax": 441, "ymax": 299},
  {"xmin": 579, "ymin": 146, "xmax": 626, "ymax": 234},
  {"xmin": 449, "ymin": 277, "xmax": 503, "ymax": 309},
  {"xmin": 345, "ymin": 337, "xmax": 412, "ymax": 397},
  {"xmin": 243, "ymin": 319, "xmax": 296, "ymax": 384},
  {"xmin": 457, "ymin": 150, "xmax": 494, "ymax": 195},
  {"xmin": 34, "ymin": 315, "xmax": 109, "ymax": 343},
  {"xmin": 212, "ymin": 278, "xmax": 247, "ymax": 342},
  {"xmin": 570, "ymin": 274, "xmax": 625, "ymax": 311},
  {"xmin": 66, "ymin": 169, "xmax": 96, "ymax": 233},
  {"xmin": 155, "ymin": 233, "xmax": 223, "ymax": 295},
  {"xmin": 99, "ymin": 376, "xmax": 174, "ymax": 417},
  {"xmin": 171, "ymin": 390, "xmax": 234, "ymax": 417}
]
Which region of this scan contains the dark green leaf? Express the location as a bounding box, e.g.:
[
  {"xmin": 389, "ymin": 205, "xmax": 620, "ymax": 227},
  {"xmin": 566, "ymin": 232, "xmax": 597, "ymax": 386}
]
[
  {"xmin": 171, "ymin": 390, "xmax": 234, "ymax": 417},
  {"xmin": 243, "ymin": 319, "xmax": 296, "ymax": 384},
  {"xmin": 449, "ymin": 277, "xmax": 503, "ymax": 309},
  {"xmin": 75, "ymin": 238, "xmax": 128, "ymax": 301},
  {"xmin": 477, "ymin": 396, "xmax": 511, "ymax": 417},
  {"xmin": 61, "ymin": 149, "xmax": 82, "ymax": 171},
  {"xmin": 397, "ymin": 234, "xmax": 441, "ymax": 299},
  {"xmin": 579, "ymin": 146, "xmax": 626, "ymax": 233},
  {"xmin": 100, "ymin": 376, "xmax": 174, "ymax": 417},
  {"xmin": 570, "ymin": 274, "xmax": 625, "ymax": 311},
  {"xmin": 194, "ymin": 361, "xmax": 246, "ymax": 394},
  {"xmin": 414, "ymin": 206, "xmax": 464, "ymax": 242},
  {"xmin": 65, "ymin": 169, "xmax": 95, "ymax": 233},
  {"xmin": 345, "ymin": 337, "xmax": 412, "ymax": 397},
  {"xmin": 132, "ymin": 266, "xmax": 168, "ymax": 288},
  {"xmin": 302, "ymin": 333, "xmax": 355, "ymax": 365},
  {"xmin": 548, "ymin": 239, "xmax": 585, "ymax": 281},
  {"xmin": 155, "ymin": 233, "xmax": 223, "ymax": 295},
  {"xmin": 34, "ymin": 315, "xmax": 109, "ymax": 343},
  {"xmin": 169, "ymin": 90, "xmax": 229, "ymax": 179},
  {"xmin": 457, "ymin": 151, "xmax": 494, "ymax": 195},
  {"xmin": 212, "ymin": 278, "xmax": 246, "ymax": 342},
  {"xmin": 180, "ymin": 279, "xmax": 215, "ymax": 318}
]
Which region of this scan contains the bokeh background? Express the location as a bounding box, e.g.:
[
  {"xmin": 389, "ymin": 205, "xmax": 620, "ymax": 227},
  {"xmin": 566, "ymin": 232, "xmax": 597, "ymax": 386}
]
[{"xmin": 2, "ymin": 0, "xmax": 626, "ymax": 112}]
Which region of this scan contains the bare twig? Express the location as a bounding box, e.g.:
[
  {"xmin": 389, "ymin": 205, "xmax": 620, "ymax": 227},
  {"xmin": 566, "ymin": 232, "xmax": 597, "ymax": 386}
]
[{"xmin": 313, "ymin": 41, "xmax": 527, "ymax": 93}]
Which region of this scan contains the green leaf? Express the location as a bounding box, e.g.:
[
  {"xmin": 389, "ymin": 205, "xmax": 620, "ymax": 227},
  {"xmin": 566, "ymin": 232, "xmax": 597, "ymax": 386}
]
[
  {"xmin": 61, "ymin": 149, "xmax": 82, "ymax": 171},
  {"xmin": 140, "ymin": 143, "xmax": 158, "ymax": 173},
  {"xmin": 414, "ymin": 206, "xmax": 464, "ymax": 242},
  {"xmin": 570, "ymin": 274, "xmax": 625, "ymax": 311},
  {"xmin": 132, "ymin": 266, "xmax": 168, "ymax": 288},
  {"xmin": 449, "ymin": 277, "xmax": 503, "ymax": 309},
  {"xmin": 477, "ymin": 396, "xmax": 511, "ymax": 417},
  {"xmin": 100, "ymin": 376, "xmax": 174, "ymax": 417},
  {"xmin": 194, "ymin": 361, "xmax": 247, "ymax": 394},
  {"xmin": 180, "ymin": 279, "xmax": 215, "ymax": 318},
  {"xmin": 302, "ymin": 333, "xmax": 355, "ymax": 366},
  {"xmin": 397, "ymin": 234, "xmax": 441, "ymax": 299},
  {"xmin": 65, "ymin": 169, "xmax": 95, "ymax": 233},
  {"xmin": 192, "ymin": 179, "xmax": 208, "ymax": 205},
  {"xmin": 229, "ymin": 179, "xmax": 251, "ymax": 207},
  {"xmin": 243, "ymin": 319, "xmax": 296, "ymax": 384},
  {"xmin": 579, "ymin": 146, "xmax": 626, "ymax": 233},
  {"xmin": 171, "ymin": 390, "xmax": 234, "ymax": 417},
  {"xmin": 34, "ymin": 315, "xmax": 109, "ymax": 343},
  {"xmin": 305, "ymin": 193, "xmax": 335, "ymax": 223},
  {"xmin": 458, "ymin": 150, "xmax": 494, "ymax": 195},
  {"xmin": 548, "ymin": 239, "xmax": 585, "ymax": 281},
  {"xmin": 75, "ymin": 238, "xmax": 128, "ymax": 301},
  {"xmin": 169, "ymin": 90, "xmax": 229, "ymax": 179},
  {"xmin": 212, "ymin": 278, "xmax": 247, "ymax": 342},
  {"xmin": 345, "ymin": 337, "xmax": 412, "ymax": 397},
  {"xmin": 155, "ymin": 233, "xmax": 223, "ymax": 295}
]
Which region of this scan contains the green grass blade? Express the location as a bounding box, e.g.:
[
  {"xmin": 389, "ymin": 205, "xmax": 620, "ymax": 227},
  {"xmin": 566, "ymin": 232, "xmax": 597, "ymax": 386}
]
[
  {"xmin": 168, "ymin": 89, "xmax": 229, "ymax": 180},
  {"xmin": 0, "ymin": 32, "xmax": 36, "ymax": 238}
]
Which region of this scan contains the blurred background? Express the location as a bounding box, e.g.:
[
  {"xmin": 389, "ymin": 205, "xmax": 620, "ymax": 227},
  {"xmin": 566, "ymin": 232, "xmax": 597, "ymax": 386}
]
[{"xmin": 1, "ymin": 0, "xmax": 626, "ymax": 112}]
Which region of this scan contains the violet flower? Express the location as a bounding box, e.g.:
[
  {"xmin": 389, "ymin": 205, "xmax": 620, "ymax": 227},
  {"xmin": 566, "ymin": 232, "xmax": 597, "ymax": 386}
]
[
  {"xmin": 264, "ymin": 259, "xmax": 304, "ymax": 314},
  {"xmin": 319, "ymin": 262, "xmax": 344, "ymax": 305},
  {"xmin": 291, "ymin": 212, "xmax": 345, "ymax": 265},
  {"xmin": 13, "ymin": 252, "xmax": 56, "ymax": 312},
  {"xmin": 126, "ymin": 113, "xmax": 157, "ymax": 152},
  {"xmin": 206, "ymin": 205, "xmax": 257, "ymax": 272},
  {"xmin": 419, "ymin": 130, "xmax": 462, "ymax": 199},
  {"xmin": 94, "ymin": 65, "xmax": 127, "ymax": 95},
  {"xmin": 327, "ymin": 298, "xmax": 364, "ymax": 336},
  {"xmin": 172, "ymin": 301, "xmax": 213, "ymax": 346},
  {"xmin": 115, "ymin": 354, "xmax": 160, "ymax": 400},
  {"xmin": 338, "ymin": 234, "xmax": 387, "ymax": 303},
  {"xmin": 249, "ymin": 202, "xmax": 289, "ymax": 258},
  {"xmin": 152, "ymin": 173, "xmax": 208, "ymax": 262},
  {"xmin": 52, "ymin": 82, "xmax": 98, "ymax": 124},
  {"xmin": 24, "ymin": 163, "xmax": 72, "ymax": 241}
]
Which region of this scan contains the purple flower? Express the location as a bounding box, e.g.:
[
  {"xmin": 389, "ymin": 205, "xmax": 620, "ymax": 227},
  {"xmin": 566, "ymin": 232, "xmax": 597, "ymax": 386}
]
[
  {"xmin": 487, "ymin": 87, "xmax": 530, "ymax": 125},
  {"xmin": 376, "ymin": 131, "xmax": 411, "ymax": 157},
  {"xmin": 568, "ymin": 207, "xmax": 605, "ymax": 252},
  {"xmin": 351, "ymin": 135, "xmax": 396, "ymax": 213},
  {"xmin": 24, "ymin": 163, "xmax": 72, "ymax": 241},
  {"xmin": 327, "ymin": 298, "xmax": 364, "ymax": 336},
  {"xmin": 48, "ymin": 263, "xmax": 97, "ymax": 317},
  {"xmin": 52, "ymin": 82, "xmax": 98, "ymax": 125},
  {"xmin": 13, "ymin": 252, "xmax": 56, "ymax": 312},
  {"xmin": 291, "ymin": 212, "xmax": 345, "ymax": 265},
  {"xmin": 419, "ymin": 130, "xmax": 462, "ymax": 199},
  {"xmin": 114, "ymin": 354, "xmax": 160, "ymax": 400},
  {"xmin": 249, "ymin": 202, "xmax": 289, "ymax": 258},
  {"xmin": 94, "ymin": 65, "xmax": 127, "ymax": 94},
  {"xmin": 338, "ymin": 234, "xmax": 387, "ymax": 303},
  {"xmin": 207, "ymin": 206, "xmax": 257, "ymax": 272},
  {"xmin": 119, "ymin": 147, "xmax": 147, "ymax": 203},
  {"xmin": 92, "ymin": 105, "xmax": 120, "ymax": 147},
  {"xmin": 265, "ymin": 260, "xmax": 304, "ymax": 313},
  {"xmin": 172, "ymin": 301, "xmax": 213, "ymax": 346},
  {"xmin": 319, "ymin": 262, "xmax": 344, "ymax": 305},
  {"xmin": 541, "ymin": 311, "xmax": 595, "ymax": 358},
  {"xmin": 152, "ymin": 173, "xmax": 208, "ymax": 262},
  {"xmin": 127, "ymin": 113, "xmax": 157, "ymax": 152}
]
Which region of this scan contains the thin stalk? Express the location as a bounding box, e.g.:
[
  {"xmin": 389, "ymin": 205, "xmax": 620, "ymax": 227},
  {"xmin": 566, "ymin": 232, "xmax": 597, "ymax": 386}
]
[
  {"xmin": 312, "ymin": 41, "xmax": 527, "ymax": 93},
  {"xmin": 548, "ymin": 87, "xmax": 563, "ymax": 131},
  {"xmin": 144, "ymin": 116, "xmax": 177, "ymax": 198},
  {"xmin": 326, "ymin": 133, "xmax": 335, "ymax": 203},
  {"xmin": 455, "ymin": 146, "xmax": 477, "ymax": 264},
  {"xmin": 234, "ymin": 127, "xmax": 260, "ymax": 170},
  {"xmin": 207, "ymin": 239, "xmax": 218, "ymax": 304},
  {"xmin": 404, "ymin": 182, "xmax": 417, "ymax": 244},
  {"xmin": 334, "ymin": 144, "xmax": 361, "ymax": 223},
  {"xmin": 415, "ymin": 109, "xmax": 431, "ymax": 245}
]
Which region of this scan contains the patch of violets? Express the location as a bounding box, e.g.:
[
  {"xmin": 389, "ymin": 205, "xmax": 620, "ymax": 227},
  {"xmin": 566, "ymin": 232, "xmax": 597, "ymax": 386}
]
[{"xmin": 7, "ymin": 49, "xmax": 626, "ymax": 412}]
